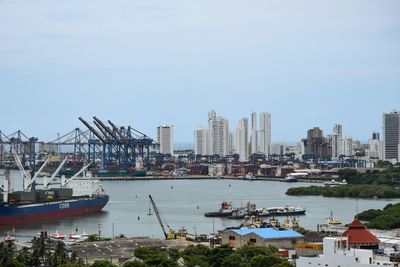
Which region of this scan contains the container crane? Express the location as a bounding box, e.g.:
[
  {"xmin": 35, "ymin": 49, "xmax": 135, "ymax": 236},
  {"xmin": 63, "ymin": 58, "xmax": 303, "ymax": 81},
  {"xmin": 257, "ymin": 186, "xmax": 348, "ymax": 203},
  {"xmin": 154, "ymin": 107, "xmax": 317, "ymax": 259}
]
[{"xmin": 148, "ymin": 195, "xmax": 176, "ymax": 240}]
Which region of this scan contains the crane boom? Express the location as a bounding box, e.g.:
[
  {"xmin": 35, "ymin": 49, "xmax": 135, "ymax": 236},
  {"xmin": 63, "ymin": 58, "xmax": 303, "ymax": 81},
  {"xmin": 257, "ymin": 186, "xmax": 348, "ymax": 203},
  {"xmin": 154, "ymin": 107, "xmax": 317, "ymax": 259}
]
[
  {"xmin": 149, "ymin": 195, "xmax": 168, "ymax": 239},
  {"xmin": 44, "ymin": 155, "xmax": 69, "ymax": 189}
]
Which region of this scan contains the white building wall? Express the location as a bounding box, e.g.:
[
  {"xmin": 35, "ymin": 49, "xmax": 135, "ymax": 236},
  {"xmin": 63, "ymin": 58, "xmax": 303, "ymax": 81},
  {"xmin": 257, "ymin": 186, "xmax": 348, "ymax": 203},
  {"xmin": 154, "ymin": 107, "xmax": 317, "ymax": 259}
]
[
  {"xmin": 259, "ymin": 112, "xmax": 271, "ymax": 155},
  {"xmin": 157, "ymin": 125, "xmax": 174, "ymax": 155},
  {"xmin": 342, "ymin": 136, "xmax": 353, "ymax": 156},
  {"xmin": 194, "ymin": 127, "xmax": 209, "ymax": 155},
  {"xmin": 367, "ymin": 139, "xmax": 383, "ymax": 159},
  {"xmin": 235, "ymin": 117, "xmax": 248, "ymax": 161},
  {"xmin": 298, "ymin": 237, "xmax": 393, "ymax": 267},
  {"xmin": 251, "ymin": 112, "xmax": 258, "ymax": 155},
  {"xmin": 208, "ymin": 110, "xmax": 229, "ymax": 156}
]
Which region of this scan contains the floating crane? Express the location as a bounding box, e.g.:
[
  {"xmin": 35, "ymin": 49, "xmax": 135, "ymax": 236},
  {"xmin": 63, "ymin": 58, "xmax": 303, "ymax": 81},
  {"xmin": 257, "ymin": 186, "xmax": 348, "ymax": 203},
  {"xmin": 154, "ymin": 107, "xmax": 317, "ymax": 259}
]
[{"xmin": 148, "ymin": 195, "xmax": 176, "ymax": 240}]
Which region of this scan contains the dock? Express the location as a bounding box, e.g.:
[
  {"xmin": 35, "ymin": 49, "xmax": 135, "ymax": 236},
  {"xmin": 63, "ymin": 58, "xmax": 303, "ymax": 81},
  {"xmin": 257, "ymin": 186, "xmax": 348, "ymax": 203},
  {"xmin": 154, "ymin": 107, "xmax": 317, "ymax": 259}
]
[{"xmin": 96, "ymin": 175, "xmax": 325, "ymax": 183}]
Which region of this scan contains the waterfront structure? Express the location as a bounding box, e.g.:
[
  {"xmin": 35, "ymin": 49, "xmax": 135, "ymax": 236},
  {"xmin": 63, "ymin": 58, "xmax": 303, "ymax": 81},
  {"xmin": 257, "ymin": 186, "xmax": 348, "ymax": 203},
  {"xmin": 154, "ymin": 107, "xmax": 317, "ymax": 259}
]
[
  {"xmin": 332, "ymin": 123, "xmax": 343, "ymax": 159},
  {"xmin": 251, "ymin": 112, "xmax": 258, "ymax": 155},
  {"xmin": 383, "ymin": 111, "xmax": 400, "ymax": 162},
  {"xmin": 259, "ymin": 112, "xmax": 271, "ymax": 155},
  {"xmin": 208, "ymin": 110, "xmax": 229, "ymax": 156},
  {"xmin": 235, "ymin": 117, "xmax": 249, "ymax": 161},
  {"xmin": 194, "ymin": 126, "xmax": 209, "ymax": 155},
  {"xmin": 222, "ymin": 228, "xmax": 304, "ymax": 249},
  {"xmin": 157, "ymin": 125, "xmax": 174, "ymax": 155}
]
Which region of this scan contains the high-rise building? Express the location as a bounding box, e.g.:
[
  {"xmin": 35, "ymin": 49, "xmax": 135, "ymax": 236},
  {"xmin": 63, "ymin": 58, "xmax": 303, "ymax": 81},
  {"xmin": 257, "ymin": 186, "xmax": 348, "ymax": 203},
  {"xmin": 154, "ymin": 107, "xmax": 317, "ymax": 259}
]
[
  {"xmin": 251, "ymin": 112, "xmax": 258, "ymax": 155},
  {"xmin": 270, "ymin": 143, "xmax": 286, "ymax": 156},
  {"xmin": 372, "ymin": 132, "xmax": 380, "ymax": 141},
  {"xmin": 208, "ymin": 110, "xmax": 229, "ymax": 156},
  {"xmin": 235, "ymin": 117, "xmax": 249, "ymax": 161},
  {"xmin": 342, "ymin": 136, "xmax": 353, "ymax": 156},
  {"xmin": 228, "ymin": 132, "xmax": 234, "ymax": 155},
  {"xmin": 383, "ymin": 111, "xmax": 400, "ymax": 161},
  {"xmin": 259, "ymin": 112, "xmax": 271, "ymax": 155},
  {"xmin": 332, "ymin": 124, "xmax": 343, "ymax": 159},
  {"xmin": 303, "ymin": 127, "xmax": 330, "ymax": 159},
  {"xmin": 194, "ymin": 126, "xmax": 209, "ymax": 155},
  {"xmin": 157, "ymin": 125, "xmax": 174, "ymax": 155}
]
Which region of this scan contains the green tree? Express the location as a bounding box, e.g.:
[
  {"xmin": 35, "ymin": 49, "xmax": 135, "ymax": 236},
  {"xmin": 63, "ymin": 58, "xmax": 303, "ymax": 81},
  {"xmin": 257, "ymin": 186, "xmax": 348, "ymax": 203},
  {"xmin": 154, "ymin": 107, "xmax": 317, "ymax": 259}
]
[
  {"xmin": 250, "ymin": 255, "xmax": 283, "ymax": 267},
  {"xmin": 207, "ymin": 244, "xmax": 234, "ymax": 267},
  {"xmin": 220, "ymin": 253, "xmax": 247, "ymax": 267},
  {"xmin": 183, "ymin": 255, "xmax": 210, "ymax": 267},
  {"xmin": 122, "ymin": 260, "xmax": 146, "ymax": 267},
  {"xmin": 16, "ymin": 247, "xmax": 31, "ymax": 266},
  {"xmin": 49, "ymin": 241, "xmax": 69, "ymax": 266},
  {"xmin": 236, "ymin": 244, "xmax": 276, "ymax": 261},
  {"xmin": 91, "ymin": 259, "xmax": 118, "ymax": 267}
]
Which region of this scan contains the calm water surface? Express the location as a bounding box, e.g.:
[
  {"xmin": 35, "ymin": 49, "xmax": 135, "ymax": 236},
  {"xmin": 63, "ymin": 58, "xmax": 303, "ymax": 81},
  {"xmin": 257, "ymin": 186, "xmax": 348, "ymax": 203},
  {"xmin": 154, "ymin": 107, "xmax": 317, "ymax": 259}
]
[{"xmin": 1, "ymin": 171, "xmax": 397, "ymax": 242}]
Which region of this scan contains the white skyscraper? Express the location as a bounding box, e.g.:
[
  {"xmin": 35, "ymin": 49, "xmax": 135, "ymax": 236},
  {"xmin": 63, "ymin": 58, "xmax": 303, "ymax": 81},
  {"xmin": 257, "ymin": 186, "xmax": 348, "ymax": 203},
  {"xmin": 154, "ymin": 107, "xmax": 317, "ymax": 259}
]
[
  {"xmin": 259, "ymin": 112, "xmax": 271, "ymax": 155},
  {"xmin": 383, "ymin": 111, "xmax": 400, "ymax": 161},
  {"xmin": 194, "ymin": 126, "xmax": 209, "ymax": 155},
  {"xmin": 235, "ymin": 117, "xmax": 249, "ymax": 161},
  {"xmin": 342, "ymin": 136, "xmax": 353, "ymax": 156},
  {"xmin": 208, "ymin": 110, "xmax": 229, "ymax": 156},
  {"xmin": 251, "ymin": 112, "xmax": 258, "ymax": 155},
  {"xmin": 332, "ymin": 124, "xmax": 343, "ymax": 159},
  {"xmin": 157, "ymin": 125, "xmax": 174, "ymax": 155}
]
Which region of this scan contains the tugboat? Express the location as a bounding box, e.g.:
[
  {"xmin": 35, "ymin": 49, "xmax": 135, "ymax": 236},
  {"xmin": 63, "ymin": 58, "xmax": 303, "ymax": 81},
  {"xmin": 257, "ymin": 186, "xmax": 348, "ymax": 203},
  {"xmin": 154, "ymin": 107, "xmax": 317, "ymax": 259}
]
[
  {"xmin": 326, "ymin": 211, "xmax": 342, "ymax": 225},
  {"xmin": 204, "ymin": 201, "xmax": 233, "ymax": 217}
]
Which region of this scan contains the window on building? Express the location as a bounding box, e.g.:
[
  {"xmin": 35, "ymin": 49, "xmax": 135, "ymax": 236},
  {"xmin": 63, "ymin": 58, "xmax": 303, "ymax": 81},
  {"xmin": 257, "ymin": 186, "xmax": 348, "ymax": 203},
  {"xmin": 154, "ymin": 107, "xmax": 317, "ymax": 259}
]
[
  {"xmin": 249, "ymin": 238, "xmax": 256, "ymax": 244},
  {"xmin": 229, "ymin": 236, "xmax": 235, "ymax": 241}
]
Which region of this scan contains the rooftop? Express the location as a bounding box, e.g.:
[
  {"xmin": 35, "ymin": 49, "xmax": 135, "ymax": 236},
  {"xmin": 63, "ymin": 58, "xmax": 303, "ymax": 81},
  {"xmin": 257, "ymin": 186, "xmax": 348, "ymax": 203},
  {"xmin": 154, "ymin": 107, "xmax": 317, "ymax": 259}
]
[
  {"xmin": 342, "ymin": 218, "xmax": 380, "ymax": 244},
  {"xmin": 233, "ymin": 228, "xmax": 304, "ymax": 239}
]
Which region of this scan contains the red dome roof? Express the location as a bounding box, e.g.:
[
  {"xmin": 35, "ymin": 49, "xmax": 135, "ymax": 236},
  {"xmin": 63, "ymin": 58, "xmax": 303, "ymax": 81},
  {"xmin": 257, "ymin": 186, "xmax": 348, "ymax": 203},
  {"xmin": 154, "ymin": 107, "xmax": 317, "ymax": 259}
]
[{"xmin": 342, "ymin": 218, "xmax": 379, "ymax": 244}]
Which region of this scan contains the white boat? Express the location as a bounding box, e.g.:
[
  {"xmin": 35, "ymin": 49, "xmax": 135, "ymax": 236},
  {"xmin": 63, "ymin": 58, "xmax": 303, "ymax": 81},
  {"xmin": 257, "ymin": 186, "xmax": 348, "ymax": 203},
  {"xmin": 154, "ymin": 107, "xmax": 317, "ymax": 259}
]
[
  {"xmin": 4, "ymin": 233, "xmax": 15, "ymax": 243},
  {"xmin": 283, "ymin": 174, "xmax": 297, "ymax": 182},
  {"xmin": 50, "ymin": 231, "xmax": 66, "ymax": 241},
  {"xmin": 242, "ymin": 173, "xmax": 259, "ymax": 181}
]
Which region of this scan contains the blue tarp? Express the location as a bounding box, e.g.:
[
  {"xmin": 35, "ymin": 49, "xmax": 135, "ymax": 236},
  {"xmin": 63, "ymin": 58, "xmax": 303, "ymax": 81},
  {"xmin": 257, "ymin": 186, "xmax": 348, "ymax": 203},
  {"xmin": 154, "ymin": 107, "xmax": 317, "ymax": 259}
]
[{"xmin": 233, "ymin": 228, "xmax": 303, "ymax": 239}]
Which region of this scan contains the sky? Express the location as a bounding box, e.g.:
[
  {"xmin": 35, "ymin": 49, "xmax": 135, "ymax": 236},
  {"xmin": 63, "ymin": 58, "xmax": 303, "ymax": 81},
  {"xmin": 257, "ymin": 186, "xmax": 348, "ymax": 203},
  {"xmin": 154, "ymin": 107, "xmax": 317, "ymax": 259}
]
[{"xmin": 0, "ymin": 0, "xmax": 399, "ymax": 143}]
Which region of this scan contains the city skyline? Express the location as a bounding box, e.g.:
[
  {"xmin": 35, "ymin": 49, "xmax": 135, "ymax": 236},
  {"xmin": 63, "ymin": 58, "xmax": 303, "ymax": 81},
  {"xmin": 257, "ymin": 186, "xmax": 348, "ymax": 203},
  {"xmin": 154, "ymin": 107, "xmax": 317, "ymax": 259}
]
[{"xmin": 0, "ymin": 1, "xmax": 399, "ymax": 142}]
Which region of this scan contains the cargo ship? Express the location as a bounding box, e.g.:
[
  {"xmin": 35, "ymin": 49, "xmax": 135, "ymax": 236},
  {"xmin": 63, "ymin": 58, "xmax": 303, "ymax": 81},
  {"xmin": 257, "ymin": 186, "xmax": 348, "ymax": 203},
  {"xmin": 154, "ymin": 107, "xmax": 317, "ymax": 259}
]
[{"xmin": 0, "ymin": 154, "xmax": 109, "ymax": 226}]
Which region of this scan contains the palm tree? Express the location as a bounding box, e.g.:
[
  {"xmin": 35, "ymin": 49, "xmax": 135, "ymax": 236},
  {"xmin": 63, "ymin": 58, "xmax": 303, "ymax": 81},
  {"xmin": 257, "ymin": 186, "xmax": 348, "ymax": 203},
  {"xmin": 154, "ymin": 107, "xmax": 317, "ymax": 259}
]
[{"xmin": 0, "ymin": 242, "xmax": 16, "ymax": 266}]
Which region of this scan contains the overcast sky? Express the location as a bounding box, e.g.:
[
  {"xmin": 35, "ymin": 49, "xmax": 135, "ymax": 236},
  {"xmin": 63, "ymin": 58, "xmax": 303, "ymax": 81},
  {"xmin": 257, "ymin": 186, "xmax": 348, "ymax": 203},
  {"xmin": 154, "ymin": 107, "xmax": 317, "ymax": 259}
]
[{"xmin": 0, "ymin": 0, "xmax": 399, "ymax": 143}]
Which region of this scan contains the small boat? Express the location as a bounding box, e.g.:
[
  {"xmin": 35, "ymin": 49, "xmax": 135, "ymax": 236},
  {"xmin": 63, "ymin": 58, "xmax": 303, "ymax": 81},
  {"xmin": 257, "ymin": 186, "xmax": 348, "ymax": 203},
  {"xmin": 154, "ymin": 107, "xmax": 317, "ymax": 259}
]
[
  {"xmin": 266, "ymin": 205, "xmax": 306, "ymax": 216},
  {"xmin": 4, "ymin": 233, "xmax": 15, "ymax": 243},
  {"xmin": 324, "ymin": 179, "xmax": 347, "ymax": 186},
  {"xmin": 50, "ymin": 231, "xmax": 66, "ymax": 241},
  {"xmin": 283, "ymin": 174, "xmax": 297, "ymax": 182},
  {"xmin": 327, "ymin": 211, "xmax": 342, "ymax": 225},
  {"xmin": 204, "ymin": 201, "xmax": 233, "ymax": 217},
  {"xmin": 242, "ymin": 173, "xmax": 259, "ymax": 181}
]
